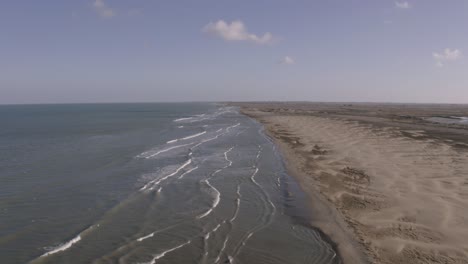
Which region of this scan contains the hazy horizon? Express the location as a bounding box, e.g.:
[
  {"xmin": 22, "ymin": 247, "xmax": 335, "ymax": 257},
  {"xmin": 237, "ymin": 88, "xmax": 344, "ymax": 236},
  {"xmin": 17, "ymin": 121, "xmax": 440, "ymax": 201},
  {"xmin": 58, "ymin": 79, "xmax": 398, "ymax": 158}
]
[{"xmin": 1, "ymin": 0, "xmax": 467, "ymax": 104}]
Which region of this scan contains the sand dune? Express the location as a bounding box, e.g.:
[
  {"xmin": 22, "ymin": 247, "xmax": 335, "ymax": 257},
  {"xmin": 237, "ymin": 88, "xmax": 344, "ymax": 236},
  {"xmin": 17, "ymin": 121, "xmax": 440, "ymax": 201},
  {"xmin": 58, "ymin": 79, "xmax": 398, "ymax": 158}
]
[{"xmin": 239, "ymin": 103, "xmax": 468, "ymax": 264}]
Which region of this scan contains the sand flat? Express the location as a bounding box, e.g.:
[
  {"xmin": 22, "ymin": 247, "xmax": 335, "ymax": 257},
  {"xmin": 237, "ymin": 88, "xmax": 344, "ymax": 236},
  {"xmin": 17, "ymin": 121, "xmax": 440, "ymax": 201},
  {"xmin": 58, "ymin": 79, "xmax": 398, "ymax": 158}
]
[{"xmin": 237, "ymin": 103, "xmax": 468, "ymax": 264}]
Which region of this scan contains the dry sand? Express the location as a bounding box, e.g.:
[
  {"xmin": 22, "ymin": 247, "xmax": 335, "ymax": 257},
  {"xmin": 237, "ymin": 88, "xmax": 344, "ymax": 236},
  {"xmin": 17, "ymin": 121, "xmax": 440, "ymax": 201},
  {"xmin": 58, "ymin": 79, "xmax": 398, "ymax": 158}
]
[{"xmin": 235, "ymin": 102, "xmax": 468, "ymax": 264}]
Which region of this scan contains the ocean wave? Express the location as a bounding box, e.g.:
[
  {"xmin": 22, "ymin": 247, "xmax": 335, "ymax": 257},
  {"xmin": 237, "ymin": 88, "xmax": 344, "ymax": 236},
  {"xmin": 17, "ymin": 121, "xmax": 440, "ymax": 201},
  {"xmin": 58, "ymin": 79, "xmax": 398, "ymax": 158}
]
[
  {"xmin": 230, "ymin": 185, "xmax": 241, "ymax": 222},
  {"xmin": 177, "ymin": 166, "xmax": 199, "ymax": 180},
  {"xmin": 174, "ymin": 117, "xmax": 194, "ymax": 122},
  {"xmin": 41, "ymin": 236, "xmax": 81, "ymax": 257},
  {"xmin": 166, "ymin": 131, "xmax": 206, "ymax": 144},
  {"xmin": 140, "ymin": 159, "xmax": 192, "ymax": 191},
  {"xmin": 141, "ymin": 240, "xmax": 191, "ymax": 264},
  {"xmin": 214, "ymin": 236, "xmax": 230, "ymax": 264},
  {"xmin": 138, "ymin": 142, "xmax": 194, "ymax": 159},
  {"xmin": 224, "ymin": 147, "xmax": 234, "ymax": 167},
  {"xmin": 196, "ymin": 179, "xmax": 221, "ymax": 219},
  {"xmin": 138, "ymin": 122, "xmax": 239, "ymax": 160},
  {"xmin": 136, "ymin": 232, "xmax": 155, "ymax": 242},
  {"xmin": 226, "ymin": 123, "xmax": 240, "ymax": 133},
  {"xmin": 38, "ymin": 225, "xmax": 96, "ymax": 258},
  {"xmin": 174, "ymin": 107, "xmax": 237, "ymax": 124},
  {"xmin": 204, "ymin": 223, "xmax": 222, "ymax": 240}
]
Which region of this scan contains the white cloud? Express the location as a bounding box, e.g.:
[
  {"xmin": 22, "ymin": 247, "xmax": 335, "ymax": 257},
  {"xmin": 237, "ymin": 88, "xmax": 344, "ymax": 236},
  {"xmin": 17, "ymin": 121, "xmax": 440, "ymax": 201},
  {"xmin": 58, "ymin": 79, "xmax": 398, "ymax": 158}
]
[
  {"xmin": 203, "ymin": 20, "xmax": 273, "ymax": 45},
  {"xmin": 433, "ymin": 48, "xmax": 462, "ymax": 67},
  {"xmin": 93, "ymin": 0, "xmax": 115, "ymax": 18},
  {"xmin": 280, "ymin": 56, "xmax": 295, "ymax": 65},
  {"xmin": 395, "ymin": 1, "xmax": 411, "ymax": 9}
]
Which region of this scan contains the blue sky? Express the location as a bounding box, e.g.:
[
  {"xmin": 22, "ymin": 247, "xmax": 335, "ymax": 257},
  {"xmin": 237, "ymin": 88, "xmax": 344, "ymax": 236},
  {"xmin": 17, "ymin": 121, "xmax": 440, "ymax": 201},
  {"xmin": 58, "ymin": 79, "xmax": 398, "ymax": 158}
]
[{"xmin": 1, "ymin": 0, "xmax": 467, "ymax": 104}]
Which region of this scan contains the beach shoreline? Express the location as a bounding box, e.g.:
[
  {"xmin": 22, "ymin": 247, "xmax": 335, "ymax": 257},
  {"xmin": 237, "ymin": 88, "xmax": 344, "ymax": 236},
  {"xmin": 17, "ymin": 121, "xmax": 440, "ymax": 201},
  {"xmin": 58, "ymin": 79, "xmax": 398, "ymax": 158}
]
[{"xmin": 235, "ymin": 102, "xmax": 468, "ymax": 264}]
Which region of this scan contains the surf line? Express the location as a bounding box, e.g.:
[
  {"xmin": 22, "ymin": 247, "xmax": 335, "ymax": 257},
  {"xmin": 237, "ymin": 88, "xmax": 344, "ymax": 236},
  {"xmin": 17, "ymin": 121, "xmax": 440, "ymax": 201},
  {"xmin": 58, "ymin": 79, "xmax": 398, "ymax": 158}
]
[
  {"xmin": 232, "ymin": 145, "xmax": 276, "ymax": 259},
  {"xmin": 201, "ymin": 222, "xmax": 224, "ymax": 264},
  {"xmin": 34, "ymin": 225, "xmax": 97, "ymax": 260},
  {"xmin": 178, "ymin": 166, "xmax": 199, "ymax": 180},
  {"xmin": 191, "ymin": 123, "xmax": 240, "ymax": 151},
  {"xmin": 196, "ymin": 179, "xmax": 221, "ymax": 219},
  {"xmin": 140, "ymin": 142, "xmax": 195, "ymax": 159},
  {"xmin": 195, "ymin": 146, "xmax": 235, "ymax": 219},
  {"xmin": 174, "ymin": 117, "xmax": 194, "ymax": 122},
  {"xmin": 143, "ymin": 240, "xmax": 192, "ymax": 264},
  {"xmin": 140, "ymin": 159, "xmax": 192, "ymax": 191},
  {"xmin": 135, "ymin": 222, "xmax": 186, "ymax": 243},
  {"xmin": 166, "ymin": 131, "xmax": 206, "ymax": 144},
  {"xmin": 214, "ymin": 184, "xmax": 241, "ymax": 264}
]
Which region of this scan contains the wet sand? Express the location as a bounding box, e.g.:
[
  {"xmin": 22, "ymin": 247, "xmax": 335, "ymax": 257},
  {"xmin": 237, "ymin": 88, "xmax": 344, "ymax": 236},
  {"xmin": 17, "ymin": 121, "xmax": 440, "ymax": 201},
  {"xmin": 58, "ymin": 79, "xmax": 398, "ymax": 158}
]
[{"xmin": 234, "ymin": 102, "xmax": 468, "ymax": 264}]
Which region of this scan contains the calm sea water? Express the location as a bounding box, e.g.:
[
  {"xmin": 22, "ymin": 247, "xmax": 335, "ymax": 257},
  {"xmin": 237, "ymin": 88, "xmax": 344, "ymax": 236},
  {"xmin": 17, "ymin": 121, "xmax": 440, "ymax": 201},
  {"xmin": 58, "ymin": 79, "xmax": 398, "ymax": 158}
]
[{"xmin": 0, "ymin": 103, "xmax": 339, "ymax": 264}]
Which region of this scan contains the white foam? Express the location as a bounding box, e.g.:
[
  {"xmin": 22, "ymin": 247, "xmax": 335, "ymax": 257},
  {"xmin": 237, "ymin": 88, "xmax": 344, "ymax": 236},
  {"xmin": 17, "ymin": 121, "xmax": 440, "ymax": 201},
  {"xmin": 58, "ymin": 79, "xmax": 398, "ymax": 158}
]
[
  {"xmin": 39, "ymin": 225, "xmax": 94, "ymax": 258},
  {"xmin": 191, "ymin": 123, "xmax": 239, "ymax": 150},
  {"xmin": 214, "ymin": 236, "xmax": 230, "ymax": 263},
  {"xmin": 140, "ymin": 159, "xmax": 192, "ymax": 191},
  {"xmin": 182, "ymin": 131, "xmax": 206, "ymax": 140},
  {"xmin": 177, "ymin": 166, "xmax": 198, "ymax": 180},
  {"xmin": 230, "ymin": 185, "xmax": 241, "ymax": 222},
  {"xmin": 143, "ymin": 143, "xmax": 193, "ymax": 159},
  {"xmin": 212, "ymin": 168, "xmax": 223, "ymax": 176},
  {"xmin": 196, "ymin": 180, "xmax": 221, "ymax": 219},
  {"xmin": 204, "ymin": 223, "xmax": 221, "ymax": 240},
  {"xmin": 235, "ymin": 129, "xmax": 246, "ymax": 136},
  {"xmin": 250, "ymin": 168, "xmax": 259, "ymax": 185},
  {"xmin": 143, "ymin": 240, "xmax": 191, "ymax": 264},
  {"xmin": 135, "ymin": 223, "xmax": 182, "ymax": 244},
  {"xmin": 226, "ymin": 123, "xmax": 240, "ymax": 133},
  {"xmin": 224, "ymin": 147, "xmax": 234, "ymax": 167},
  {"xmin": 174, "ymin": 117, "xmax": 193, "ymax": 122},
  {"xmin": 41, "ymin": 236, "xmax": 81, "ymax": 257},
  {"xmin": 255, "ymin": 146, "xmax": 262, "ymax": 159},
  {"xmin": 166, "ymin": 131, "xmax": 207, "ymax": 144},
  {"xmin": 137, "ymin": 232, "xmax": 154, "ymax": 242},
  {"xmin": 192, "ymin": 134, "xmax": 222, "ymax": 149},
  {"xmin": 213, "ymin": 223, "xmax": 222, "ymax": 232},
  {"xmin": 250, "ymin": 167, "xmax": 276, "ymax": 212}
]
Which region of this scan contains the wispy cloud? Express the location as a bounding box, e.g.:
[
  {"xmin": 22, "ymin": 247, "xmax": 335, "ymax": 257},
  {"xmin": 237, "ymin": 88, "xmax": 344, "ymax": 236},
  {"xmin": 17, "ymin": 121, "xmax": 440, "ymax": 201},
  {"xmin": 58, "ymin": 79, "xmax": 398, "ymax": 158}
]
[
  {"xmin": 395, "ymin": 1, "xmax": 411, "ymax": 9},
  {"xmin": 433, "ymin": 48, "xmax": 462, "ymax": 67},
  {"xmin": 93, "ymin": 0, "xmax": 115, "ymax": 18},
  {"xmin": 203, "ymin": 20, "xmax": 273, "ymax": 45},
  {"xmin": 279, "ymin": 56, "xmax": 295, "ymax": 65}
]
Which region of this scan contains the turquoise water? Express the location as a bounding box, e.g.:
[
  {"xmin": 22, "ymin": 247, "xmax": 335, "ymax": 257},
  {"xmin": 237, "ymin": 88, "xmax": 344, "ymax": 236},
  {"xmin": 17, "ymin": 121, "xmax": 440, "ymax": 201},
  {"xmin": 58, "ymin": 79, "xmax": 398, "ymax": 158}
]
[{"xmin": 0, "ymin": 103, "xmax": 339, "ymax": 264}]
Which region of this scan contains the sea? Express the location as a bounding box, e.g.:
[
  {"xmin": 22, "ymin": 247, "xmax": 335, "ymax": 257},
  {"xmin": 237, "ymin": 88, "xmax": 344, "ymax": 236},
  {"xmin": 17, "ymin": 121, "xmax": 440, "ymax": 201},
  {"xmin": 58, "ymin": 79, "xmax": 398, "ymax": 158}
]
[{"xmin": 0, "ymin": 103, "xmax": 340, "ymax": 264}]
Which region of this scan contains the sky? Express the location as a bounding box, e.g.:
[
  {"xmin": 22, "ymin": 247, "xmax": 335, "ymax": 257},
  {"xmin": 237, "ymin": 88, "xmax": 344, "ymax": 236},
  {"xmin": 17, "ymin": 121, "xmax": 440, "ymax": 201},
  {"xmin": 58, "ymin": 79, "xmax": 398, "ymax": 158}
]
[{"xmin": 1, "ymin": 0, "xmax": 467, "ymax": 104}]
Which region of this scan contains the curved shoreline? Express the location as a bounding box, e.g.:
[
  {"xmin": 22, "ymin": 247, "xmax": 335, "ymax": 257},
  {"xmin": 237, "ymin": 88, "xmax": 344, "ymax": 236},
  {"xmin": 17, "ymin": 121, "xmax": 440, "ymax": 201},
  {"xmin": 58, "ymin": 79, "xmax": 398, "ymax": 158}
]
[
  {"xmin": 243, "ymin": 109, "xmax": 369, "ymax": 264},
  {"xmin": 235, "ymin": 102, "xmax": 468, "ymax": 264}
]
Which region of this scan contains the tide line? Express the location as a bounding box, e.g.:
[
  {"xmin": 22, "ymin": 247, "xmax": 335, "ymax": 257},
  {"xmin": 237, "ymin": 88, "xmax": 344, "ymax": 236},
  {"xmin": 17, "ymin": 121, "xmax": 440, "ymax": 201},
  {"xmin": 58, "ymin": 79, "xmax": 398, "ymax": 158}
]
[
  {"xmin": 140, "ymin": 159, "xmax": 192, "ymax": 191},
  {"xmin": 38, "ymin": 225, "xmax": 96, "ymax": 258},
  {"xmin": 196, "ymin": 180, "xmax": 221, "ymax": 219},
  {"xmin": 166, "ymin": 131, "xmax": 206, "ymax": 144}
]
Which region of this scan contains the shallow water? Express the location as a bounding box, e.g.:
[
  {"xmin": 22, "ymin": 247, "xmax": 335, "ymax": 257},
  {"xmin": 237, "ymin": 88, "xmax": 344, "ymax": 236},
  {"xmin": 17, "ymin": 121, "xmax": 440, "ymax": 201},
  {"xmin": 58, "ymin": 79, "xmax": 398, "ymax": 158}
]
[
  {"xmin": 0, "ymin": 103, "xmax": 339, "ymax": 264},
  {"xmin": 426, "ymin": 116, "xmax": 468, "ymax": 125}
]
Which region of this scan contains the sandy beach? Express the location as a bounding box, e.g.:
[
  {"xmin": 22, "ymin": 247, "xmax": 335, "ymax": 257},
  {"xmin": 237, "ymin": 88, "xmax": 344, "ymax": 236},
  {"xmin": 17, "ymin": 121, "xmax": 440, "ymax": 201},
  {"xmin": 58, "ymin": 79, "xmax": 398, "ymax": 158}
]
[{"xmin": 235, "ymin": 102, "xmax": 468, "ymax": 264}]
